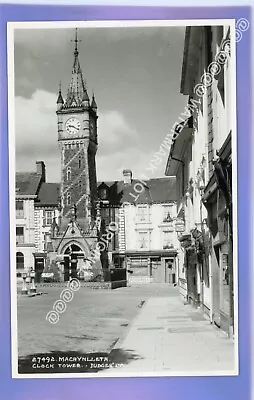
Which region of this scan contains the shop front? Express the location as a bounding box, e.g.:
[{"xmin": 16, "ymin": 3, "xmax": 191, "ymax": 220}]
[
  {"xmin": 125, "ymin": 251, "xmax": 177, "ymax": 284},
  {"xmin": 202, "ymin": 133, "xmax": 233, "ymax": 335}
]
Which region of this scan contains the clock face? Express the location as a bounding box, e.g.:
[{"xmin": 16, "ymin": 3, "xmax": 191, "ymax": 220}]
[{"xmin": 65, "ymin": 117, "xmax": 81, "ymax": 135}]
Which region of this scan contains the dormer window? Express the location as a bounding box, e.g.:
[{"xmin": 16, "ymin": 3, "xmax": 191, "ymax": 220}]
[{"xmin": 100, "ymin": 188, "xmax": 108, "ymax": 200}]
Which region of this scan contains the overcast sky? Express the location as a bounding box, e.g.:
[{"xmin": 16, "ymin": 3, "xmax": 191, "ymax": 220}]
[{"xmin": 14, "ymin": 25, "xmax": 188, "ymax": 183}]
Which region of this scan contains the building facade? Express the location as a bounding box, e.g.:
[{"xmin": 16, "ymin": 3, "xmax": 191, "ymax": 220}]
[
  {"xmin": 165, "ymin": 26, "xmax": 234, "ymax": 336},
  {"xmin": 16, "ymin": 161, "xmax": 60, "ymax": 280},
  {"xmin": 98, "ymin": 170, "xmax": 179, "ymax": 284}
]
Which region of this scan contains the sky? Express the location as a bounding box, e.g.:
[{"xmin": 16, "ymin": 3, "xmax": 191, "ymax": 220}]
[{"xmin": 14, "ymin": 25, "xmax": 188, "ymax": 183}]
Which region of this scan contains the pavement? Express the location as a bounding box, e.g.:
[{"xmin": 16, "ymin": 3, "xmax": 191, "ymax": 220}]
[{"xmin": 98, "ymin": 288, "xmax": 237, "ymax": 376}]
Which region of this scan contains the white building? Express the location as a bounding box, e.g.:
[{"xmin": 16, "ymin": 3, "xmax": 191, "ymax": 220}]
[
  {"xmin": 165, "ymin": 25, "xmax": 234, "ymax": 335},
  {"xmin": 98, "ymin": 170, "xmax": 179, "ymax": 284}
]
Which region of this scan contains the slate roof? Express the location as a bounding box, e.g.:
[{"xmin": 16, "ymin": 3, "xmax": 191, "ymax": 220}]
[
  {"xmin": 35, "ymin": 183, "xmax": 60, "ymax": 207},
  {"xmin": 16, "ymin": 173, "xmax": 176, "ymax": 207},
  {"xmin": 16, "ymin": 172, "xmax": 42, "ymax": 196},
  {"xmin": 97, "ymin": 177, "xmax": 176, "ymax": 205}
]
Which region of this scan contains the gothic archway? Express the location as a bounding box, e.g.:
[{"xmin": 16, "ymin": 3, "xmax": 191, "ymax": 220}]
[{"xmin": 63, "ymin": 243, "xmax": 86, "ymax": 281}]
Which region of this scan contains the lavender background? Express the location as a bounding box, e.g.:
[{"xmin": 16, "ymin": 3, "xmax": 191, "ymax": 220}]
[{"xmin": 0, "ymin": 5, "xmax": 251, "ymax": 400}]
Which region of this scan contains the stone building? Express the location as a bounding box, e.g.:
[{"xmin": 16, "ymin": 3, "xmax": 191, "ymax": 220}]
[
  {"xmin": 46, "ymin": 29, "xmax": 102, "ymax": 280},
  {"xmin": 165, "ymin": 25, "xmax": 234, "ymax": 336}
]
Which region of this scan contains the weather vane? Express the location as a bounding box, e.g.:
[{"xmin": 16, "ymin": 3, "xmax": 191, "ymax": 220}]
[{"xmin": 71, "ymin": 28, "xmax": 82, "ymax": 53}]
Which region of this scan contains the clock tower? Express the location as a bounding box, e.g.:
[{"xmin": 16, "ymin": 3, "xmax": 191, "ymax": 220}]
[{"xmin": 56, "ymin": 29, "xmax": 98, "ymax": 224}]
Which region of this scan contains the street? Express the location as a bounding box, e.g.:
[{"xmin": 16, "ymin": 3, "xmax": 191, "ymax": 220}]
[{"xmin": 17, "ymin": 284, "xmax": 235, "ymax": 375}]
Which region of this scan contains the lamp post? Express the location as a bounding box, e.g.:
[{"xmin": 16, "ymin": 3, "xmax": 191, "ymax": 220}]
[{"xmin": 21, "ymin": 272, "xmax": 28, "ymax": 295}]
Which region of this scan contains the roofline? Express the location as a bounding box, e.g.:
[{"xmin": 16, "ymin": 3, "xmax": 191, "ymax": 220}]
[
  {"xmin": 180, "ymin": 26, "xmax": 191, "ymax": 95},
  {"xmin": 34, "ymin": 203, "xmax": 59, "ymax": 208},
  {"xmin": 16, "ymin": 195, "xmax": 37, "ymax": 199}
]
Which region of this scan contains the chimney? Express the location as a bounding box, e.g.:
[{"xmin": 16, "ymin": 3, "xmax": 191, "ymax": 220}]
[
  {"xmin": 123, "ymin": 169, "xmax": 132, "ymax": 185},
  {"xmin": 36, "ymin": 161, "xmax": 46, "ymax": 183}
]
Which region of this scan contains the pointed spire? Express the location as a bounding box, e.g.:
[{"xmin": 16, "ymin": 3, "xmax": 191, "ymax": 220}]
[
  {"xmin": 57, "ymin": 82, "xmax": 64, "ymax": 105},
  {"xmin": 91, "ymin": 93, "xmax": 97, "ymax": 110},
  {"xmin": 64, "ymin": 28, "xmax": 87, "ymax": 108}
]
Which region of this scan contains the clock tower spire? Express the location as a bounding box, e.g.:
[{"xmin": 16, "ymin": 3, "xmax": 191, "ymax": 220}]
[{"xmin": 56, "ymin": 28, "xmax": 98, "ymax": 225}]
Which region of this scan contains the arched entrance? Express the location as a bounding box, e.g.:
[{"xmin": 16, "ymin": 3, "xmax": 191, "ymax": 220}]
[{"xmin": 63, "ymin": 243, "xmax": 85, "ymax": 281}]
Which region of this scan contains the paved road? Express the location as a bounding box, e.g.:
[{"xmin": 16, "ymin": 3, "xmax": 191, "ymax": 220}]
[
  {"xmin": 17, "ymin": 283, "xmax": 236, "ymax": 375},
  {"xmin": 17, "ymin": 283, "xmax": 177, "ymax": 358}
]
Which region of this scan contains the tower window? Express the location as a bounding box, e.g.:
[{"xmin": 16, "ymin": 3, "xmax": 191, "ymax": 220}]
[
  {"xmin": 78, "ymin": 157, "xmax": 81, "ymax": 169},
  {"xmin": 67, "ymin": 193, "xmax": 71, "ymax": 205},
  {"xmin": 67, "ymin": 167, "xmax": 71, "ymax": 181},
  {"xmin": 77, "ymin": 143, "xmax": 79, "ymax": 149}
]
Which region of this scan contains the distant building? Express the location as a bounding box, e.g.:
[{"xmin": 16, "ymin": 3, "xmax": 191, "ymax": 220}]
[
  {"xmin": 15, "ymin": 161, "xmax": 60, "ymax": 279},
  {"xmin": 165, "ymin": 26, "xmax": 234, "ymax": 336},
  {"xmin": 98, "ymin": 170, "xmax": 179, "ymax": 284}
]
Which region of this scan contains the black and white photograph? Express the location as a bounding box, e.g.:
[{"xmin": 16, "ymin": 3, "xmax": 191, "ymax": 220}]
[{"xmin": 8, "ymin": 20, "xmax": 238, "ymax": 378}]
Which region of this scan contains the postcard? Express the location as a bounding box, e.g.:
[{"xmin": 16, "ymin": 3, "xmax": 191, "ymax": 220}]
[{"xmin": 6, "ymin": 16, "xmax": 245, "ymax": 380}]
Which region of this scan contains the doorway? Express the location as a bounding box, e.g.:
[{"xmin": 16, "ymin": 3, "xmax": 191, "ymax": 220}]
[{"xmin": 64, "ymin": 244, "xmax": 84, "ymax": 281}]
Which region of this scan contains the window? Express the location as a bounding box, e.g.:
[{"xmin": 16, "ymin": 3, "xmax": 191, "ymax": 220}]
[
  {"xmin": 100, "ymin": 188, "xmax": 108, "ymax": 200},
  {"xmin": 137, "ymin": 206, "xmax": 148, "ymax": 222},
  {"xmin": 163, "ymin": 205, "xmax": 172, "ymax": 222},
  {"xmin": 43, "ymin": 211, "xmax": 53, "ymax": 226},
  {"xmin": 163, "ymin": 231, "xmax": 173, "ymax": 249},
  {"xmin": 78, "ymin": 157, "xmax": 81, "ymax": 169},
  {"xmin": 79, "ymin": 180, "xmax": 82, "ymax": 193},
  {"xmin": 16, "ymin": 252, "xmax": 24, "ymax": 270},
  {"xmin": 138, "ymin": 231, "xmax": 148, "ymax": 250},
  {"xmin": 16, "ymin": 200, "xmax": 24, "ymax": 218},
  {"xmin": 101, "ymin": 207, "xmax": 110, "ymax": 218},
  {"xmin": 67, "ymin": 167, "xmax": 71, "ymax": 181},
  {"xmin": 67, "ymin": 193, "xmax": 71, "ymax": 205},
  {"xmin": 16, "ymin": 227, "xmax": 24, "ymax": 244}
]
